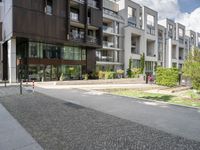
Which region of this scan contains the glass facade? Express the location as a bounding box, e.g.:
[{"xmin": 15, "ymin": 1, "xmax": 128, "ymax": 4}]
[{"xmin": 17, "ymin": 41, "xmax": 88, "ymax": 81}]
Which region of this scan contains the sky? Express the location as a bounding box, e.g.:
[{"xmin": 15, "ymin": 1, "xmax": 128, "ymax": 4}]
[{"xmin": 132, "ymin": 0, "xmax": 200, "ymax": 33}]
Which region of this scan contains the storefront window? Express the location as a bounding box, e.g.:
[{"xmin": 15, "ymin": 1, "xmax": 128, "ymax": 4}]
[
  {"xmin": 74, "ymin": 47, "xmax": 81, "ymax": 60},
  {"xmin": 82, "ymin": 49, "xmax": 86, "ymax": 60}
]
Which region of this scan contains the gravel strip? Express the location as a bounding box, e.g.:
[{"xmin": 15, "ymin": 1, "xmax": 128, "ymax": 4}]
[{"xmin": 0, "ymin": 93, "xmax": 200, "ymax": 150}]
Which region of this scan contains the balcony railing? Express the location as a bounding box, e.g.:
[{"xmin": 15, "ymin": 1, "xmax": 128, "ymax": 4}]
[
  {"xmin": 103, "ymin": 9, "xmax": 124, "ymax": 21},
  {"xmin": 103, "ymin": 26, "xmax": 114, "ymax": 33},
  {"xmin": 88, "ymin": 0, "xmax": 98, "ymax": 8},
  {"xmin": 147, "ymin": 25, "xmax": 155, "ymax": 35},
  {"xmin": 70, "ymin": 32, "xmax": 84, "ymax": 42},
  {"xmin": 70, "ymin": 12, "xmax": 79, "ymax": 22},
  {"xmin": 179, "ymin": 56, "xmax": 184, "ymax": 60},
  {"xmin": 147, "ymin": 50, "xmax": 156, "ymax": 57},
  {"xmin": 87, "ymin": 36, "xmax": 98, "ymax": 44},
  {"xmin": 72, "ymin": 0, "xmax": 85, "ymax": 4},
  {"xmin": 103, "ymin": 41, "xmax": 114, "ymax": 48},
  {"xmin": 179, "ymin": 38, "xmax": 184, "ymax": 44}
]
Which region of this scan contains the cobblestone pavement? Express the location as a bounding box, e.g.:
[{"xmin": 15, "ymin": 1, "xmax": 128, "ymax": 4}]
[
  {"xmin": 0, "ymin": 85, "xmax": 30, "ymax": 98},
  {"xmin": 0, "ymin": 92, "xmax": 200, "ymax": 150}
]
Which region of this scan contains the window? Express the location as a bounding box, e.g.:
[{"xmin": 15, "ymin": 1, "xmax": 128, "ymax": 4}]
[
  {"xmin": 179, "ymin": 28, "xmax": 184, "ymax": 37},
  {"xmin": 147, "ymin": 14, "xmax": 154, "ymax": 27},
  {"xmin": 128, "ymin": 7, "xmax": 136, "ymax": 18},
  {"xmin": 45, "ymin": 0, "xmax": 53, "ymax": 15}
]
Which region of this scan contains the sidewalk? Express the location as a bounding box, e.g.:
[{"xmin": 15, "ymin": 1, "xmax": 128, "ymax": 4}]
[{"xmin": 0, "ymin": 104, "xmax": 43, "ymax": 150}]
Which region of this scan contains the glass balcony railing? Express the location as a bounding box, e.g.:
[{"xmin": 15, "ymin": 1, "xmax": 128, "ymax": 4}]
[
  {"xmin": 103, "ymin": 26, "xmax": 114, "ymax": 33},
  {"xmin": 103, "ymin": 41, "xmax": 114, "ymax": 48},
  {"xmin": 147, "ymin": 50, "xmax": 156, "ymax": 57},
  {"xmin": 103, "ymin": 9, "xmax": 124, "ymax": 21},
  {"xmin": 70, "ymin": 32, "xmax": 84, "ymax": 42},
  {"xmin": 88, "ymin": 0, "xmax": 98, "ymax": 8},
  {"xmin": 147, "ymin": 25, "xmax": 155, "ymax": 35},
  {"xmin": 70, "ymin": 12, "xmax": 79, "ymax": 22},
  {"xmin": 87, "ymin": 36, "xmax": 98, "ymax": 44},
  {"xmin": 72, "ymin": 0, "xmax": 85, "ymax": 4}
]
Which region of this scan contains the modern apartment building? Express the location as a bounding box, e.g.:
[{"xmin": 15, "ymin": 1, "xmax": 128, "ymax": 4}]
[
  {"xmin": 96, "ymin": 0, "xmax": 124, "ymax": 71},
  {"xmin": 0, "ymin": 0, "xmax": 199, "ymax": 83},
  {"xmin": 0, "ymin": 0, "xmax": 103, "ymax": 83},
  {"xmin": 118, "ymin": 0, "xmax": 158, "ymax": 74}
]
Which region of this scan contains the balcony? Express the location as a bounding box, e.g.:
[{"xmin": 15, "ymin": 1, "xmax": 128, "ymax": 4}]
[
  {"xmin": 87, "ymin": 36, "xmax": 98, "ymax": 44},
  {"xmin": 147, "ymin": 25, "xmax": 155, "ymax": 35},
  {"xmin": 72, "ymin": 0, "xmax": 85, "ymax": 4},
  {"xmin": 147, "ymin": 51, "xmax": 156, "ymax": 57},
  {"xmin": 70, "ymin": 32, "xmax": 84, "ymax": 42},
  {"xmin": 70, "ymin": 12, "xmax": 79, "ymax": 22},
  {"xmin": 88, "ymin": 0, "xmax": 98, "ymax": 8},
  {"xmin": 103, "ymin": 41, "xmax": 114, "ymax": 48},
  {"xmin": 179, "ymin": 38, "xmax": 184, "ymax": 44},
  {"xmin": 103, "ymin": 26, "xmax": 114, "ymax": 33},
  {"xmin": 103, "ymin": 9, "xmax": 124, "ymax": 21}
]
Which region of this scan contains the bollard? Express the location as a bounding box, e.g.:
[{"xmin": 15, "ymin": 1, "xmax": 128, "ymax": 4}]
[
  {"xmin": 20, "ymin": 79, "xmax": 22, "ymax": 95},
  {"xmin": 4, "ymin": 80, "xmax": 7, "ymax": 87},
  {"xmin": 32, "ymin": 80, "xmax": 35, "ymax": 93}
]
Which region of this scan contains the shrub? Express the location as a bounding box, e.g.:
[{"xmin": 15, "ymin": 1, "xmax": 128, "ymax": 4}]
[
  {"xmin": 105, "ymin": 71, "xmax": 116, "ymax": 79},
  {"xmin": 116, "ymin": 69, "xmax": 124, "ymax": 78},
  {"xmin": 131, "ymin": 68, "xmax": 141, "ymax": 78},
  {"xmin": 127, "ymin": 58, "xmax": 132, "ymax": 78},
  {"xmin": 183, "ymin": 47, "xmax": 200, "ymax": 91},
  {"xmin": 156, "ymin": 67, "xmax": 179, "ymax": 87},
  {"xmin": 98, "ymin": 71, "xmax": 105, "ymax": 79},
  {"xmin": 83, "ymin": 74, "xmax": 88, "ymax": 80}
]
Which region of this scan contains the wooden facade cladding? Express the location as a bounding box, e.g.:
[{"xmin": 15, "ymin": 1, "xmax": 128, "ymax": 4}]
[
  {"xmin": 3, "ymin": 0, "xmax": 102, "ymax": 48},
  {"xmin": 28, "ymin": 58, "xmax": 86, "ymax": 66}
]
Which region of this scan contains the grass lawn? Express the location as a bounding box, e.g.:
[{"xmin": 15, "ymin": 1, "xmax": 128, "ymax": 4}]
[{"xmin": 107, "ymin": 89, "xmax": 200, "ymax": 108}]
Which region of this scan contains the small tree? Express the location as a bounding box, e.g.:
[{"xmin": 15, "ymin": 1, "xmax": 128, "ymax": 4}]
[
  {"xmin": 127, "ymin": 58, "xmax": 132, "ymax": 78},
  {"xmin": 183, "ymin": 47, "xmax": 200, "ymax": 91},
  {"xmin": 140, "ymin": 53, "xmax": 145, "ymax": 74}
]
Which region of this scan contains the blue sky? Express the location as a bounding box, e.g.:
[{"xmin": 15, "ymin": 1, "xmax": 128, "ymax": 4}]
[{"xmin": 179, "ymin": 0, "xmax": 200, "ymax": 12}]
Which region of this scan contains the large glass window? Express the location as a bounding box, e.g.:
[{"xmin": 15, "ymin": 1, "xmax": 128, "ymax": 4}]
[
  {"xmin": 179, "ymin": 28, "xmax": 184, "ymax": 37},
  {"xmin": 147, "ymin": 14, "xmax": 155, "ymax": 27},
  {"xmin": 45, "ymin": 0, "xmax": 53, "ymax": 15}
]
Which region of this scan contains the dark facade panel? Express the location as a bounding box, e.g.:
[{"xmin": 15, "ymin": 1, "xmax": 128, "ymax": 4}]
[
  {"xmin": 0, "ymin": 23, "xmax": 2, "ymax": 41},
  {"xmin": 86, "ymin": 49, "xmax": 96, "ymax": 72},
  {"xmin": 13, "ymin": 6, "xmax": 67, "ymax": 43},
  {"xmin": 90, "ymin": 8, "xmax": 103, "ymax": 28}
]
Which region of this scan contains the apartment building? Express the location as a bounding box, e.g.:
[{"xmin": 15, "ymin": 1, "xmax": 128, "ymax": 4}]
[
  {"xmin": 96, "ymin": 0, "xmax": 124, "ymax": 71},
  {"xmin": 157, "ymin": 24, "xmax": 165, "ymax": 67},
  {"xmin": 0, "ymin": 0, "xmax": 199, "ymax": 83},
  {"xmin": 118, "ymin": 0, "xmax": 158, "ymax": 74},
  {"xmin": 0, "ymin": 1, "xmax": 3, "ymax": 80},
  {"xmin": 0, "ymin": 0, "xmax": 103, "ymax": 83}
]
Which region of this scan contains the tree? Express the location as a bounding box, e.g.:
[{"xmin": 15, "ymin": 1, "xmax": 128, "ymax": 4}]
[
  {"xmin": 127, "ymin": 58, "xmax": 132, "ymax": 78},
  {"xmin": 140, "ymin": 53, "xmax": 145, "ymax": 74},
  {"xmin": 183, "ymin": 47, "xmax": 200, "ymax": 91}
]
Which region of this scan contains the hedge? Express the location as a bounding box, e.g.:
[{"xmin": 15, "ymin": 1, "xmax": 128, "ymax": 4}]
[{"xmin": 156, "ymin": 67, "xmax": 179, "ymax": 87}]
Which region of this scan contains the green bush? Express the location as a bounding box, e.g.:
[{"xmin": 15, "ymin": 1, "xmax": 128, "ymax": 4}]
[
  {"xmin": 98, "ymin": 71, "xmax": 105, "ymax": 79},
  {"xmin": 105, "ymin": 71, "xmax": 116, "ymax": 79},
  {"xmin": 156, "ymin": 67, "xmax": 179, "ymax": 87},
  {"xmin": 131, "ymin": 68, "xmax": 141, "ymax": 78},
  {"xmin": 183, "ymin": 47, "xmax": 200, "ymax": 91},
  {"xmin": 116, "ymin": 69, "xmax": 124, "ymax": 78}
]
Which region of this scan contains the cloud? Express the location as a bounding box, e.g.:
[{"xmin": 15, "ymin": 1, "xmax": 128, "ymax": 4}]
[
  {"xmin": 131, "ymin": 0, "xmax": 200, "ymax": 33},
  {"xmin": 176, "ymin": 8, "xmax": 200, "ymax": 33}
]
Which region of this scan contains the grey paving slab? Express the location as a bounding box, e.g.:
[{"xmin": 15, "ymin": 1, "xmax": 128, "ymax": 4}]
[
  {"xmin": 0, "ymin": 104, "xmax": 43, "ymax": 150},
  {"xmin": 33, "ymin": 86, "xmax": 200, "ymax": 142}
]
